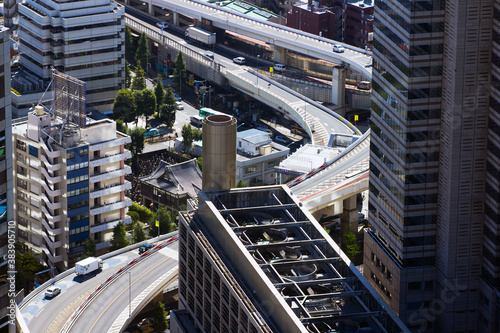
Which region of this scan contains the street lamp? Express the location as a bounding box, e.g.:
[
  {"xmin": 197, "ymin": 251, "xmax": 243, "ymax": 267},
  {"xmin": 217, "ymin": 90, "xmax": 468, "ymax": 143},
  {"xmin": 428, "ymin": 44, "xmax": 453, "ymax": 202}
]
[
  {"xmin": 156, "ymin": 22, "xmax": 168, "ymax": 43},
  {"xmin": 157, "ymin": 194, "xmax": 161, "ymax": 237}
]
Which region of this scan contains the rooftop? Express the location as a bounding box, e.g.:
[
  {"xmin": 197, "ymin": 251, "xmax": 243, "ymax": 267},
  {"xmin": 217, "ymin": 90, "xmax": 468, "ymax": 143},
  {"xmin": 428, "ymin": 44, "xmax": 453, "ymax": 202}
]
[{"xmin": 189, "ymin": 186, "xmax": 408, "ymax": 332}]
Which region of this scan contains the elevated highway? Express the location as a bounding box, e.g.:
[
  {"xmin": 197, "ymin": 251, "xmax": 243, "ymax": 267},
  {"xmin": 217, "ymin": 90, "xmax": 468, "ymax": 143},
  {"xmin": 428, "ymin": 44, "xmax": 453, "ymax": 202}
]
[{"xmin": 124, "ymin": 0, "xmax": 373, "ymax": 79}]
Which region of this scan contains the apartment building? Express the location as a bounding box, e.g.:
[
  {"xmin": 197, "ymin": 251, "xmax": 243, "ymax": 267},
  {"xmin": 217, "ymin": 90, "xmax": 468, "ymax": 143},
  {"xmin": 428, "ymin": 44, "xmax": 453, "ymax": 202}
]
[
  {"xmin": 13, "ymin": 105, "xmax": 132, "ymax": 270},
  {"xmin": 17, "ymin": 0, "xmax": 125, "ymax": 112}
]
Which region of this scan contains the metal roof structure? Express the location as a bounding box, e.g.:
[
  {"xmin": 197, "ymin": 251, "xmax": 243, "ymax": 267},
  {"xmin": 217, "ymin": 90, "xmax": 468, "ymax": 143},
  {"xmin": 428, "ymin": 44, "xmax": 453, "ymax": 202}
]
[{"xmin": 194, "ymin": 185, "xmax": 409, "ymax": 333}]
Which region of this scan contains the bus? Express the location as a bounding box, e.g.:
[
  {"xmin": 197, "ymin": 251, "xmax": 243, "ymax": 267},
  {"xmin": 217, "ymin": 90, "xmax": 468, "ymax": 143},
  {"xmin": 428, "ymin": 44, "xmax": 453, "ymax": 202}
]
[
  {"xmin": 199, "ymin": 107, "xmax": 228, "ymax": 118},
  {"xmin": 190, "ymin": 115, "xmax": 204, "ymax": 127}
]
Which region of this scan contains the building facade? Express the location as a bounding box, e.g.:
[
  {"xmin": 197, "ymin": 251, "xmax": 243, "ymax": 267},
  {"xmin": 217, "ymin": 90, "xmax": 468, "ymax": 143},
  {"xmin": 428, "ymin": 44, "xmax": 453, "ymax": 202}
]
[
  {"xmin": 17, "ymin": 0, "xmax": 125, "ymax": 112},
  {"xmin": 365, "ymin": 0, "xmax": 499, "ymax": 332},
  {"xmin": 13, "ymin": 106, "xmax": 132, "ymax": 270},
  {"xmin": 0, "ymin": 26, "xmax": 14, "ymax": 332}
]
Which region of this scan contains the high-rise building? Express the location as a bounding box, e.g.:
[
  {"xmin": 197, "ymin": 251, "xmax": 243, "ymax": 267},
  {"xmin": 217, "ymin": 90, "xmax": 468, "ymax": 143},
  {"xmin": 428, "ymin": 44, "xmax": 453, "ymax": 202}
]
[
  {"xmin": 17, "ymin": 0, "xmax": 125, "ymax": 112},
  {"xmin": 364, "ymin": 0, "xmax": 499, "ymax": 332},
  {"xmin": 12, "ymin": 73, "xmax": 132, "ymax": 270},
  {"xmin": 173, "ymin": 185, "xmax": 409, "ymax": 333},
  {"xmin": 0, "ymin": 26, "xmax": 14, "ymax": 332}
]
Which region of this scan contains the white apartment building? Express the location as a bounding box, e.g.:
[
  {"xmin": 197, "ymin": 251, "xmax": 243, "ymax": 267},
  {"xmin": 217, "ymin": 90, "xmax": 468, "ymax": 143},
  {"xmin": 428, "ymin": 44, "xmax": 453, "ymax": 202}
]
[
  {"xmin": 13, "ymin": 106, "xmax": 132, "ymax": 270},
  {"xmin": 17, "ymin": 0, "xmax": 125, "ymax": 112}
]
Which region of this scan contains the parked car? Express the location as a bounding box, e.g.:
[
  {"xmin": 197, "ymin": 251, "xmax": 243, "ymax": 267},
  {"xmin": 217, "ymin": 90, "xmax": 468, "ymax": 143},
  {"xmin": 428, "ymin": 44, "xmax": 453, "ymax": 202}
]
[
  {"xmin": 233, "ymin": 57, "xmax": 246, "ymax": 65},
  {"xmin": 173, "ymin": 93, "xmax": 181, "ymax": 101},
  {"xmin": 333, "ymin": 44, "xmax": 345, "ymax": 53},
  {"xmin": 176, "ymin": 101, "xmax": 184, "ymax": 110},
  {"xmin": 139, "ymin": 243, "xmax": 154, "ymax": 254},
  {"xmin": 45, "ymin": 286, "xmax": 61, "ymax": 298},
  {"xmin": 144, "ymin": 128, "xmax": 159, "ymax": 137},
  {"xmin": 274, "ymin": 135, "xmax": 287, "ymax": 144},
  {"xmin": 274, "ymin": 63, "xmax": 286, "ymax": 72}
]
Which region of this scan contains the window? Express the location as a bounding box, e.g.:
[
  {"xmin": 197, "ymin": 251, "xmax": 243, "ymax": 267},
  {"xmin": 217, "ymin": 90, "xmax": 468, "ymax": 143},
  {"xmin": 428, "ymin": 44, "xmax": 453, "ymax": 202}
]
[
  {"xmin": 67, "ymin": 161, "xmax": 89, "ymax": 171},
  {"xmin": 80, "ymin": 148, "xmax": 88, "ymax": 156},
  {"xmin": 67, "ymin": 152, "xmax": 75, "ymax": 159},
  {"xmin": 69, "ymin": 225, "xmax": 89, "ymax": 235},
  {"xmin": 68, "ymin": 187, "xmax": 89, "ymax": 197},
  {"xmin": 67, "ymin": 174, "xmax": 89, "ymax": 185},
  {"xmin": 245, "ymin": 166, "xmax": 257, "ymax": 174}
]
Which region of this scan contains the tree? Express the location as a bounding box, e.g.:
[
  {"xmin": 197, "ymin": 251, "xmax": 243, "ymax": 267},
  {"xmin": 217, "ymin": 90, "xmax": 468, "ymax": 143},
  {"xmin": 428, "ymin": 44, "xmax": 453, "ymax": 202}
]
[
  {"xmin": 153, "ymin": 301, "xmax": 169, "ymax": 331},
  {"xmin": 160, "ymin": 86, "xmax": 178, "ymax": 126},
  {"xmin": 131, "ymin": 61, "xmax": 147, "ymax": 91},
  {"xmin": 128, "ymin": 127, "xmax": 146, "ymax": 157},
  {"xmin": 342, "ymin": 231, "xmax": 361, "ymax": 262},
  {"xmin": 138, "ymin": 88, "xmax": 157, "ymax": 120},
  {"xmin": 110, "ymin": 222, "xmax": 129, "ymax": 251},
  {"xmin": 173, "ymin": 51, "xmax": 187, "ymax": 91},
  {"xmin": 133, "ymin": 222, "xmax": 147, "ymax": 243},
  {"xmin": 149, "ymin": 205, "xmax": 177, "ymax": 237},
  {"xmin": 128, "ymin": 202, "xmax": 154, "ymax": 224},
  {"xmin": 82, "ymin": 238, "xmax": 96, "ymax": 259},
  {"xmin": 237, "ymin": 179, "xmax": 247, "ymax": 188},
  {"xmin": 197, "ymin": 157, "xmax": 202, "ymax": 171},
  {"xmin": 181, "ymin": 123, "xmax": 194, "ymax": 151},
  {"xmin": 127, "ymin": 210, "xmax": 140, "ymax": 223},
  {"xmin": 125, "ymin": 61, "xmax": 132, "ymax": 88},
  {"xmin": 192, "ymin": 127, "xmax": 202, "ymax": 141},
  {"xmin": 135, "ymin": 33, "xmax": 149, "ymax": 71},
  {"xmin": 116, "ymin": 119, "xmax": 127, "ymax": 134},
  {"xmin": 154, "ymin": 77, "xmax": 165, "ymax": 113},
  {"xmin": 15, "ymin": 242, "xmax": 47, "ymax": 292},
  {"xmin": 113, "ymin": 89, "xmax": 136, "ymax": 122},
  {"xmin": 125, "ymin": 26, "xmax": 134, "ymax": 63}
]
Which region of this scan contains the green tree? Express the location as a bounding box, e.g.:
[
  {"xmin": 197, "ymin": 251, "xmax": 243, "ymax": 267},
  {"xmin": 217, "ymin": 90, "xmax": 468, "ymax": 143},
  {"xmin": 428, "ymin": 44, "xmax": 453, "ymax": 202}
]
[
  {"xmin": 133, "ymin": 222, "xmax": 147, "ymax": 243},
  {"xmin": 125, "ymin": 26, "xmax": 134, "ymax": 63},
  {"xmin": 82, "ymin": 238, "xmax": 96, "ymax": 259},
  {"xmin": 127, "ymin": 210, "xmax": 140, "ymax": 223},
  {"xmin": 154, "ymin": 77, "xmax": 165, "ymax": 113},
  {"xmin": 192, "ymin": 128, "xmax": 202, "ymax": 141},
  {"xmin": 15, "ymin": 242, "xmax": 47, "ymax": 292},
  {"xmin": 128, "ymin": 202, "xmax": 154, "ymax": 224},
  {"xmin": 139, "ymin": 88, "xmax": 157, "ymax": 120},
  {"xmin": 125, "ymin": 61, "xmax": 132, "ymax": 88},
  {"xmin": 149, "ymin": 205, "xmax": 177, "ymax": 237},
  {"xmin": 197, "ymin": 157, "xmax": 202, "ymax": 171},
  {"xmin": 127, "ymin": 127, "xmax": 146, "ymax": 157},
  {"xmin": 181, "ymin": 123, "xmax": 194, "ymax": 151},
  {"xmin": 236, "ymin": 179, "xmax": 247, "ymax": 188},
  {"xmin": 131, "ymin": 61, "xmax": 147, "ymax": 91},
  {"xmin": 135, "ymin": 33, "xmax": 149, "ymax": 71},
  {"xmin": 116, "ymin": 119, "xmax": 127, "ymax": 134},
  {"xmin": 173, "ymin": 51, "xmax": 186, "ymax": 91},
  {"xmin": 113, "ymin": 89, "xmax": 136, "ymax": 122},
  {"xmin": 153, "ymin": 301, "xmax": 169, "ymax": 331},
  {"xmin": 110, "ymin": 222, "xmax": 129, "ymax": 251},
  {"xmin": 342, "ymin": 231, "xmax": 361, "ymax": 262}
]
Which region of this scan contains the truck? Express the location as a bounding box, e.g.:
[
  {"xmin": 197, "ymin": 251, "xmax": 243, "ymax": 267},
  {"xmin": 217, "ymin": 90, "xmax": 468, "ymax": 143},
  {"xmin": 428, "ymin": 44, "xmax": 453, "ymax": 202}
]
[
  {"xmin": 75, "ymin": 257, "xmax": 103, "ymax": 276},
  {"xmin": 185, "ymin": 27, "xmax": 216, "ymax": 46}
]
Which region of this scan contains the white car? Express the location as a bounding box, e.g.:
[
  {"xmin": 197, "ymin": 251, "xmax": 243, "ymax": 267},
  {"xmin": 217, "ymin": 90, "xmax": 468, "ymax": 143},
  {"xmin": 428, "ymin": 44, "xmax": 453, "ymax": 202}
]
[
  {"xmin": 233, "ymin": 57, "xmax": 246, "ymax": 65},
  {"xmin": 176, "ymin": 101, "xmax": 184, "ymax": 110},
  {"xmin": 45, "ymin": 286, "xmax": 61, "ymax": 298},
  {"xmin": 333, "ymin": 44, "xmax": 345, "ymax": 53}
]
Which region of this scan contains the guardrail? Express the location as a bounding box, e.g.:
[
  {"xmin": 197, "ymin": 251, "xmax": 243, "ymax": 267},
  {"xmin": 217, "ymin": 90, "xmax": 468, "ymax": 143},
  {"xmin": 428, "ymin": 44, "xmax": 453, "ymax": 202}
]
[{"xmin": 60, "ymin": 235, "xmax": 179, "ymax": 333}]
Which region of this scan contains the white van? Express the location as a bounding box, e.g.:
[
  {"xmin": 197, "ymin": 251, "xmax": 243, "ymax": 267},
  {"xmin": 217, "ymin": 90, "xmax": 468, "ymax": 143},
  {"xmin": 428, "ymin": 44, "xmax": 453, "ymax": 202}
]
[
  {"xmin": 357, "ymin": 81, "xmax": 371, "ymax": 90},
  {"xmin": 274, "ymin": 64, "xmax": 286, "ymax": 72}
]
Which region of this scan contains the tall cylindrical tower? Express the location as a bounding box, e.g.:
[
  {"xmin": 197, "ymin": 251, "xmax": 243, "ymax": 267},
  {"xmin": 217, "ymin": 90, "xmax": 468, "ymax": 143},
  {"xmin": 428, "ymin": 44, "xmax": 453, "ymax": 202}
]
[{"xmin": 202, "ymin": 114, "xmax": 237, "ymax": 191}]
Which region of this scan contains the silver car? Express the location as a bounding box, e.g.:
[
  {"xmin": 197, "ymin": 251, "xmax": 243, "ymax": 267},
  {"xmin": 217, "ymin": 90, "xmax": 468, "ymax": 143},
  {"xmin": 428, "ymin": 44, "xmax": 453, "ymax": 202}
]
[
  {"xmin": 333, "ymin": 44, "xmax": 345, "ymax": 53},
  {"xmin": 233, "ymin": 57, "xmax": 246, "ymax": 65},
  {"xmin": 45, "ymin": 286, "xmax": 61, "ymax": 298}
]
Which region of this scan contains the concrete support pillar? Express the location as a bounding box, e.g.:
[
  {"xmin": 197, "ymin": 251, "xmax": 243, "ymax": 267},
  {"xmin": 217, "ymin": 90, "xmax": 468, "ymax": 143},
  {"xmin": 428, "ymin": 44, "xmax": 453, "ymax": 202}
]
[
  {"xmin": 341, "ymin": 195, "xmax": 358, "ymax": 236},
  {"xmin": 148, "ymin": 0, "xmax": 153, "ymax": 15},
  {"xmin": 273, "ymin": 45, "xmax": 287, "ymax": 65},
  {"xmin": 173, "ymin": 12, "xmax": 179, "ymax": 26},
  {"xmin": 332, "ymin": 64, "xmax": 346, "ymax": 109}
]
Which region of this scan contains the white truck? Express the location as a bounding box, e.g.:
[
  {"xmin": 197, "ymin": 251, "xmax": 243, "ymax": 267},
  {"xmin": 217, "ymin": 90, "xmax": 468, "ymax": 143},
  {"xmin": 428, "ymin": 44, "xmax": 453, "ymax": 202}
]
[
  {"xmin": 185, "ymin": 27, "xmax": 216, "ymax": 46},
  {"xmin": 75, "ymin": 257, "xmax": 103, "ymax": 276}
]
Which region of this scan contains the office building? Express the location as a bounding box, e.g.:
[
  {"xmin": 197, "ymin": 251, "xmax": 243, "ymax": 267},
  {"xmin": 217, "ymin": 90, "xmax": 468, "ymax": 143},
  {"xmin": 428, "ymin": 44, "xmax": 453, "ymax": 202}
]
[
  {"xmin": 173, "ymin": 185, "xmax": 409, "ymax": 333},
  {"xmin": 13, "ymin": 73, "xmax": 131, "ymax": 270},
  {"xmin": 365, "ymin": 0, "xmax": 498, "ymax": 332},
  {"xmin": 0, "ymin": 26, "xmax": 14, "ymax": 332},
  {"xmin": 17, "ymin": 0, "xmax": 125, "ymax": 112}
]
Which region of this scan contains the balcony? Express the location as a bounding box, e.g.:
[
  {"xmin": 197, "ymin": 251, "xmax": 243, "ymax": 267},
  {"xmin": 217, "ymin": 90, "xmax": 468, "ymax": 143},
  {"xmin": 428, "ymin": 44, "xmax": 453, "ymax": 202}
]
[
  {"xmin": 42, "ymin": 217, "xmax": 62, "ymax": 236},
  {"xmin": 90, "ymin": 136, "xmax": 131, "ymax": 152},
  {"xmin": 90, "ymin": 217, "xmax": 132, "ymax": 233},
  {"xmin": 41, "ymin": 167, "xmax": 62, "ymax": 184},
  {"xmin": 42, "ymin": 232, "xmax": 62, "ymax": 249},
  {"xmin": 40, "ymin": 154, "xmax": 61, "ymax": 172},
  {"xmin": 42, "ymin": 244, "xmax": 63, "ymax": 263},
  {"xmin": 90, "ymin": 198, "xmax": 132, "ymax": 216},
  {"xmin": 90, "ymin": 182, "xmax": 132, "ymax": 199},
  {"xmin": 41, "ymin": 180, "xmax": 62, "ymax": 197},
  {"xmin": 41, "ymin": 192, "xmax": 62, "ymax": 210},
  {"xmin": 39, "ymin": 139, "xmax": 61, "ymax": 159},
  {"xmin": 89, "ymin": 150, "xmax": 131, "ymax": 168},
  {"xmin": 90, "ymin": 166, "xmax": 132, "ymax": 183},
  {"xmin": 42, "ymin": 205, "xmax": 62, "ymax": 223}
]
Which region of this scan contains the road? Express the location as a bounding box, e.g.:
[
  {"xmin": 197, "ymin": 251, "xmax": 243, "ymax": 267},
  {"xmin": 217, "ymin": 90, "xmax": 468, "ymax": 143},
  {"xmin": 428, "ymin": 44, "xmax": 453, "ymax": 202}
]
[
  {"xmin": 23, "ymin": 251, "xmax": 139, "ymax": 333},
  {"xmin": 69, "ymin": 242, "xmax": 178, "ymax": 333}
]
